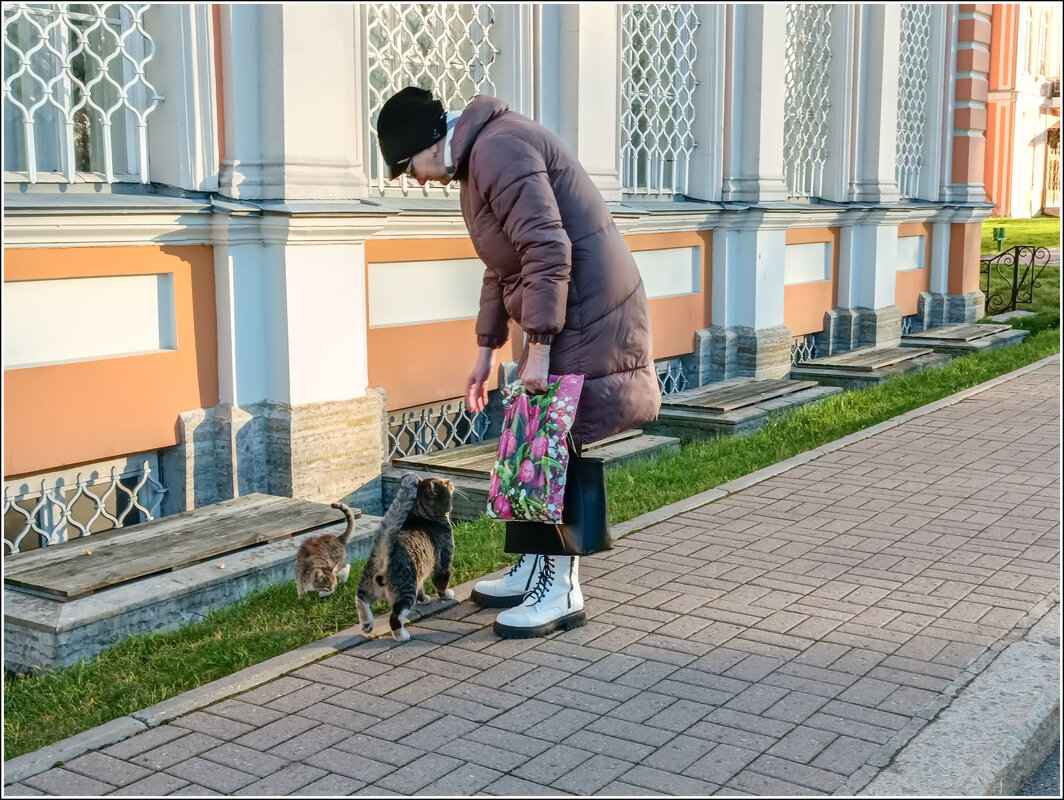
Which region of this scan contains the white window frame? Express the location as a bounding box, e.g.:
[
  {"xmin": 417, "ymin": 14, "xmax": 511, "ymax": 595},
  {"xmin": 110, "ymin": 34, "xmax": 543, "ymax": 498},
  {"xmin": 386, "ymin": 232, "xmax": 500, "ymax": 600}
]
[{"xmin": 1019, "ymin": 6, "xmax": 1032, "ymax": 76}]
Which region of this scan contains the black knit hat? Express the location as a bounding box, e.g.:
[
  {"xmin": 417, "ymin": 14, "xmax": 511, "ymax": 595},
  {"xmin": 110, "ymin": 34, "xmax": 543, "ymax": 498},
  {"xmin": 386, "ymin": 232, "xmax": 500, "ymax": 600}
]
[{"xmin": 377, "ymin": 86, "xmax": 447, "ymax": 179}]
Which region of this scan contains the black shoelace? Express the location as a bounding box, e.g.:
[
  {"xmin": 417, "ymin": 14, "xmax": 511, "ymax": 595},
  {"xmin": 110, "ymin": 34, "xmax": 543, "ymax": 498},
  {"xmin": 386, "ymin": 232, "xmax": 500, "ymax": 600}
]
[{"xmin": 526, "ymin": 556, "xmax": 555, "ymax": 605}]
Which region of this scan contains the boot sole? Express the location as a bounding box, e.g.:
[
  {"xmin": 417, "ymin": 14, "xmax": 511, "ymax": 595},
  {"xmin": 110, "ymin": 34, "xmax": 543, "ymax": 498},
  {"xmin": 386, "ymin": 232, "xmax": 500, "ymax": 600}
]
[
  {"xmin": 470, "ymin": 588, "xmax": 527, "ymax": 608},
  {"xmin": 493, "ymin": 610, "xmax": 587, "ymax": 639}
]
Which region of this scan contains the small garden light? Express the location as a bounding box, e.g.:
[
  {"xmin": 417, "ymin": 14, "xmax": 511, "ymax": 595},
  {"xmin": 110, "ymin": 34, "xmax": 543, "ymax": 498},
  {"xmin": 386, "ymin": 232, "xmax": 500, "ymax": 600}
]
[{"xmin": 993, "ymin": 226, "xmax": 1007, "ymax": 251}]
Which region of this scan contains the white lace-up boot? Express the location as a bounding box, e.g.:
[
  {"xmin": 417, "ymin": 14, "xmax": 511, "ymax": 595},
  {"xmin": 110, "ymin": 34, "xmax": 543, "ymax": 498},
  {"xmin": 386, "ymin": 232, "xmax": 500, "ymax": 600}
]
[
  {"xmin": 492, "ymin": 555, "xmax": 586, "ymax": 638},
  {"xmin": 471, "ymin": 554, "xmax": 542, "ymax": 608}
]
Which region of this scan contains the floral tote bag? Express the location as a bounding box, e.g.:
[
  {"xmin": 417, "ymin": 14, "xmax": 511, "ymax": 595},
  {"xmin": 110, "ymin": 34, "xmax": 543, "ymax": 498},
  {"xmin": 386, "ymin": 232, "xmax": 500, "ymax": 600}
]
[{"xmin": 486, "ymin": 374, "xmax": 584, "ymax": 523}]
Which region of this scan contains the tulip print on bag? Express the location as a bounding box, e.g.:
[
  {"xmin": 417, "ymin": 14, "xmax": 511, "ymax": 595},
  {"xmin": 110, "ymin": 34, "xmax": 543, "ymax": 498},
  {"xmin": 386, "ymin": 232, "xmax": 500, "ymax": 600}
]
[{"xmin": 486, "ymin": 374, "xmax": 584, "ymax": 523}]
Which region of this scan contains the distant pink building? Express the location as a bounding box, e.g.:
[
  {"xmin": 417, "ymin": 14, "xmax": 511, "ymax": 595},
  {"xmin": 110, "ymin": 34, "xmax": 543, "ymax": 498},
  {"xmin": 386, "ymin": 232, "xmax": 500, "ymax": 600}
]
[{"xmin": 984, "ymin": 3, "xmax": 1061, "ymax": 217}]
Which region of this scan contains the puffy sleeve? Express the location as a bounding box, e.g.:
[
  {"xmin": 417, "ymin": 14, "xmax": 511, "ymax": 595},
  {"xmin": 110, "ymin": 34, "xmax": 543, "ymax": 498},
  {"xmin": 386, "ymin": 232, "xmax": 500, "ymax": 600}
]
[
  {"xmin": 475, "ymin": 135, "xmax": 571, "ymax": 345},
  {"xmin": 475, "ymin": 269, "xmax": 509, "ymax": 348}
]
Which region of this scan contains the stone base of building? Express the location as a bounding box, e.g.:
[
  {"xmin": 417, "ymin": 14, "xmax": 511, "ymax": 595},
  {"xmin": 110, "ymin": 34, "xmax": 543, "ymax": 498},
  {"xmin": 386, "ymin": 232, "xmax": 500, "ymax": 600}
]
[
  {"xmin": 913, "ymin": 291, "xmax": 987, "ymax": 330},
  {"xmin": 816, "ymin": 305, "xmax": 903, "ymax": 356},
  {"xmin": 682, "ymin": 325, "xmax": 793, "ymax": 383},
  {"xmin": 160, "ymin": 391, "xmax": 387, "ymax": 516}
]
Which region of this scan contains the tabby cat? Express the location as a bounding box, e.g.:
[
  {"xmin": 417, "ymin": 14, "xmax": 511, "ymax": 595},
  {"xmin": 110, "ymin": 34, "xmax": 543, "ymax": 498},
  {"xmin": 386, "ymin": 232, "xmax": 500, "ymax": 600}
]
[
  {"xmin": 356, "ymin": 474, "xmax": 456, "ymax": 642},
  {"xmin": 294, "ymin": 474, "xmax": 417, "ymax": 598}
]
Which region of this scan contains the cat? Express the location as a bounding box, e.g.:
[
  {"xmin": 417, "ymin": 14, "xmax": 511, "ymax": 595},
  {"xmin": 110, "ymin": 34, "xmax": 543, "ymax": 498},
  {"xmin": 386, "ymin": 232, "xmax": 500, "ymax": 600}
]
[
  {"xmin": 355, "ymin": 474, "xmax": 456, "ymax": 642},
  {"xmin": 294, "ymin": 473, "xmax": 418, "ymax": 598}
]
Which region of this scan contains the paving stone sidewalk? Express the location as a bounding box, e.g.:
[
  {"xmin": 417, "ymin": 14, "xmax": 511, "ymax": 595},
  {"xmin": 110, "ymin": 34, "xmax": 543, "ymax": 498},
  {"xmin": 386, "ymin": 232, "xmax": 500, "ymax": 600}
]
[{"xmin": 6, "ymin": 358, "xmax": 1060, "ymax": 797}]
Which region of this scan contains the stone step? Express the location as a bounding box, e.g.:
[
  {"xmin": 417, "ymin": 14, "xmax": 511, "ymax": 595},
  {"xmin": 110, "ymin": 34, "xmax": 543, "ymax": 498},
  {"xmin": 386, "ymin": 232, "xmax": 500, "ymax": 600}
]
[
  {"xmin": 900, "ymin": 323, "xmax": 1029, "ymax": 356},
  {"xmin": 645, "ymin": 378, "xmax": 844, "ymax": 441},
  {"xmin": 383, "ymin": 430, "xmax": 681, "ymax": 522}
]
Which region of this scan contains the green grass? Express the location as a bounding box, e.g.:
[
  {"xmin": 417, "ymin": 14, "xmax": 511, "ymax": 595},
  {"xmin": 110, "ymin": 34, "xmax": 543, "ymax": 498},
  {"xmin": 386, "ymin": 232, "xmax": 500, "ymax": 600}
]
[
  {"xmin": 981, "ymin": 216, "xmax": 1061, "ymax": 254},
  {"xmin": 6, "ymin": 327, "xmax": 1059, "ymax": 760}
]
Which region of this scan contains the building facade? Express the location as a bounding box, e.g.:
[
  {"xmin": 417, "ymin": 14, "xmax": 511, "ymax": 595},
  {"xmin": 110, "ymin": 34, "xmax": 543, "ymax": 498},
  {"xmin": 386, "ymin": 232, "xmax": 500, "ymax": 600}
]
[
  {"xmin": 984, "ymin": 2, "xmax": 1061, "ymax": 217},
  {"xmin": 3, "ymin": 3, "xmax": 996, "ymax": 552}
]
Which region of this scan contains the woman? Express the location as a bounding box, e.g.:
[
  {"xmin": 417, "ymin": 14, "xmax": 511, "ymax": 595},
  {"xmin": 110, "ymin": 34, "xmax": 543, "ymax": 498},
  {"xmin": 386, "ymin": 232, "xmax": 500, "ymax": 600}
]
[{"xmin": 377, "ymin": 87, "xmax": 661, "ymax": 638}]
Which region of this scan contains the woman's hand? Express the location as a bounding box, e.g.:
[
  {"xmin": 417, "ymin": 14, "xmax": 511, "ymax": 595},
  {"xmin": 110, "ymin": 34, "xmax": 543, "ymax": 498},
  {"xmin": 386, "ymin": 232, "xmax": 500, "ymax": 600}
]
[
  {"xmin": 465, "ymin": 346, "xmax": 495, "ymax": 413},
  {"xmin": 519, "ymin": 342, "xmax": 551, "ymax": 395}
]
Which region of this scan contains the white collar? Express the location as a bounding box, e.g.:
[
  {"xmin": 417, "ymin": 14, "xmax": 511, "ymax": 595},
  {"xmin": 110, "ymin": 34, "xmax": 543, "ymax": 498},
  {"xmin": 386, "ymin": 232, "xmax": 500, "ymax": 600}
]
[{"xmin": 443, "ymin": 111, "xmax": 462, "ymax": 177}]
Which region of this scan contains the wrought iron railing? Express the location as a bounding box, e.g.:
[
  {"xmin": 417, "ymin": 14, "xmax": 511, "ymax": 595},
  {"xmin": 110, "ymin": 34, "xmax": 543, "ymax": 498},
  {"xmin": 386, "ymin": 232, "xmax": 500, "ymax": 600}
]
[
  {"xmin": 657, "ymin": 359, "xmax": 689, "ymax": 395},
  {"xmin": 387, "ymin": 398, "xmax": 491, "ymax": 460},
  {"xmin": 979, "ymin": 245, "xmax": 1051, "ymax": 316},
  {"xmin": 791, "ymin": 334, "xmax": 819, "ymax": 365},
  {"xmin": 2, "ymin": 2, "xmax": 162, "ymax": 183},
  {"xmin": 4, "ymin": 459, "xmax": 167, "ymax": 555}
]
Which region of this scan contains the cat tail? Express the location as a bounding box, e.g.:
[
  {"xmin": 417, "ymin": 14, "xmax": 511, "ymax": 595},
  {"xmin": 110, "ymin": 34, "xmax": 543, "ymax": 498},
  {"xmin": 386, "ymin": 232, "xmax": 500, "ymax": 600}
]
[
  {"xmin": 330, "ymin": 501, "xmax": 358, "ymax": 546},
  {"xmin": 379, "ymin": 472, "xmax": 419, "ymax": 541}
]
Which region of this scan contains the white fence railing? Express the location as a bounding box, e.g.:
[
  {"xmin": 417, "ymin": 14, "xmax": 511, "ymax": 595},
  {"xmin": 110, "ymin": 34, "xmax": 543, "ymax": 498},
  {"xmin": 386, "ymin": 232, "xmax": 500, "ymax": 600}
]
[
  {"xmin": 2, "ymin": 2, "xmax": 161, "ymax": 184},
  {"xmin": 4, "ymin": 457, "xmax": 167, "ymax": 555}
]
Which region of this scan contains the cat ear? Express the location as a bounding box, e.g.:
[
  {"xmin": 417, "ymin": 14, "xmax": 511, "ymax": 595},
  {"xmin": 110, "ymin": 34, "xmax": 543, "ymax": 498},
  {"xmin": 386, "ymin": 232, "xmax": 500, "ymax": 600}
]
[{"xmin": 375, "ymin": 574, "xmax": 386, "ymax": 587}]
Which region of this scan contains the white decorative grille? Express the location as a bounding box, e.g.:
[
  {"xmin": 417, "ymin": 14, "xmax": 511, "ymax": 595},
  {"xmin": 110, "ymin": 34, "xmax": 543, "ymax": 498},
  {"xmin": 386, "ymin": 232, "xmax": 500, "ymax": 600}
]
[
  {"xmin": 783, "ymin": 3, "xmax": 832, "ymax": 199},
  {"xmin": 2, "ymin": 2, "xmax": 161, "ymax": 184},
  {"xmin": 896, "ymin": 4, "xmax": 932, "ymax": 199},
  {"xmin": 388, "ymin": 398, "xmax": 491, "ymax": 460},
  {"xmin": 365, "ymin": 3, "xmax": 497, "ymax": 196},
  {"xmin": 621, "ymin": 4, "xmax": 698, "ymax": 196},
  {"xmin": 657, "ymin": 360, "xmax": 689, "ymax": 395},
  {"xmin": 4, "ymin": 459, "xmax": 167, "ymax": 555},
  {"xmin": 791, "ymin": 334, "xmax": 819, "ymax": 365}
]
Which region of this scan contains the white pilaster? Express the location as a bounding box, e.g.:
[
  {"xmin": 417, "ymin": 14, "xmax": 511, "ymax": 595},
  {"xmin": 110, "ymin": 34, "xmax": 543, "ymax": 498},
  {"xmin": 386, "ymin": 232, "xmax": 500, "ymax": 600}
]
[
  {"xmin": 712, "ymin": 223, "xmax": 786, "ymax": 330},
  {"xmin": 839, "ymin": 222, "xmax": 900, "ymax": 309},
  {"xmin": 218, "ymin": 5, "xmax": 367, "ymax": 201},
  {"xmin": 929, "ymin": 221, "xmax": 951, "ymax": 294},
  {"xmin": 851, "ymin": 4, "xmax": 902, "ymax": 203},
  {"xmin": 721, "ymin": 5, "xmax": 789, "ymax": 203},
  {"xmin": 556, "ymin": 4, "xmax": 622, "ymax": 200},
  {"xmin": 687, "ymin": 4, "xmax": 726, "ymax": 202}
]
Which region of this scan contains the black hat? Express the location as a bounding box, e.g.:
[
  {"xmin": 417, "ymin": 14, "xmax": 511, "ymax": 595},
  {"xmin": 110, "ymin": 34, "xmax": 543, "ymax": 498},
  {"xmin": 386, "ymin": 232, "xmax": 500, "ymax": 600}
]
[{"xmin": 377, "ymin": 86, "xmax": 447, "ymax": 179}]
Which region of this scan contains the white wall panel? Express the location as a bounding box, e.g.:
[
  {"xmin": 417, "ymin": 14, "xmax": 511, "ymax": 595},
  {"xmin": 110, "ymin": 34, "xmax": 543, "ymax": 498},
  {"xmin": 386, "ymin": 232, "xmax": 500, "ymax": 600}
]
[
  {"xmin": 897, "ymin": 235, "xmax": 926, "ymax": 272},
  {"xmin": 368, "ymin": 258, "xmax": 487, "ymax": 327},
  {"xmin": 3, "ymin": 275, "xmax": 176, "ymax": 369},
  {"xmin": 784, "ymin": 242, "xmax": 832, "ymax": 285},
  {"xmin": 633, "ymin": 246, "xmax": 701, "ymax": 298}
]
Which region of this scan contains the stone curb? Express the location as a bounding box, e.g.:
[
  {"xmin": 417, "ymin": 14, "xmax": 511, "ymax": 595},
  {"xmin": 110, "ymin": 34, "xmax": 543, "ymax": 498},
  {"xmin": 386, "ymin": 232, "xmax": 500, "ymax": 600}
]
[{"xmin": 4, "ymin": 353, "xmax": 1059, "ymax": 786}]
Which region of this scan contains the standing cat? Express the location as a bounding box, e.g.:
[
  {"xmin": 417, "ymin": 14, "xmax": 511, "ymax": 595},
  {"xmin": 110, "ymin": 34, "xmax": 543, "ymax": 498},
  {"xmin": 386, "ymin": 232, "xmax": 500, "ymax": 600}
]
[
  {"xmin": 356, "ymin": 474, "xmax": 456, "ymax": 641},
  {"xmin": 294, "ymin": 473, "xmax": 418, "ymax": 598}
]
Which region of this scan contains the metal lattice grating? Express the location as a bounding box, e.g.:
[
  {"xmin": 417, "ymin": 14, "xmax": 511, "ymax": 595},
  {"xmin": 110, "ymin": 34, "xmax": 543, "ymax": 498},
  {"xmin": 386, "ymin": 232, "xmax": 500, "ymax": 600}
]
[
  {"xmin": 365, "ymin": 3, "xmax": 498, "ymax": 196},
  {"xmin": 4, "ymin": 459, "xmax": 167, "ymax": 554},
  {"xmin": 621, "ymin": 4, "xmax": 699, "ymax": 196},
  {"xmin": 657, "ymin": 360, "xmax": 689, "ymax": 396},
  {"xmin": 783, "ymin": 3, "xmax": 832, "ymax": 199},
  {"xmin": 791, "ymin": 334, "xmax": 819, "ymax": 366},
  {"xmin": 896, "ymin": 4, "xmax": 932, "ymax": 199},
  {"xmin": 3, "ymin": 2, "xmax": 161, "ymax": 183},
  {"xmin": 387, "ymin": 398, "xmax": 491, "ymax": 460}
]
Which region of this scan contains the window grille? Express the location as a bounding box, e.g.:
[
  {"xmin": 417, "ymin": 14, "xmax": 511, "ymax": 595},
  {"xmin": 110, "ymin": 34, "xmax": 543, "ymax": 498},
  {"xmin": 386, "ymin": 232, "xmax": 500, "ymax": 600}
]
[
  {"xmin": 656, "ymin": 360, "xmax": 689, "ymax": 395},
  {"xmin": 621, "ymin": 3, "xmax": 698, "ymax": 196},
  {"xmin": 365, "ymin": 3, "xmax": 498, "ymax": 197},
  {"xmin": 783, "ymin": 3, "xmax": 832, "ymax": 199},
  {"xmin": 4, "ymin": 458, "xmax": 167, "ymax": 555},
  {"xmin": 791, "ymin": 334, "xmax": 819, "ymax": 366},
  {"xmin": 2, "ymin": 2, "xmax": 161, "ymax": 184},
  {"xmin": 1045, "ymin": 127, "xmax": 1060, "ymax": 210},
  {"xmin": 896, "ymin": 4, "xmax": 931, "ymax": 200},
  {"xmin": 387, "ymin": 398, "xmax": 491, "ymax": 460}
]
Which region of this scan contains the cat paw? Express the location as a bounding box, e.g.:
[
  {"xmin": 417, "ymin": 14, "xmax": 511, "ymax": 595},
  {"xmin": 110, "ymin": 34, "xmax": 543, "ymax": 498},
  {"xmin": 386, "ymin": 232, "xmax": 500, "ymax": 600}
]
[
  {"xmin": 443, "ymin": 589, "xmax": 455, "ymax": 600},
  {"xmin": 317, "ymin": 590, "xmax": 334, "ymax": 598},
  {"xmin": 361, "ymin": 622, "xmax": 374, "ymax": 635},
  {"xmin": 392, "ymin": 627, "xmax": 411, "ymax": 642}
]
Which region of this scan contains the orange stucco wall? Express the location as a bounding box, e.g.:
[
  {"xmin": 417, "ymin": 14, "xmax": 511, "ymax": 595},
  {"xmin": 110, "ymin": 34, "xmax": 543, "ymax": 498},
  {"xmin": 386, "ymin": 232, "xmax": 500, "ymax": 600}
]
[
  {"xmin": 4, "ymin": 246, "xmax": 219, "ymax": 478},
  {"xmin": 895, "ymin": 222, "xmax": 934, "ymax": 316},
  {"xmin": 948, "ymin": 223, "xmax": 985, "ymax": 294},
  {"xmin": 365, "ymin": 232, "xmax": 711, "ymax": 412},
  {"xmin": 783, "ymin": 227, "xmax": 840, "ymax": 336},
  {"xmin": 985, "ymin": 4, "xmax": 1018, "ymax": 214}
]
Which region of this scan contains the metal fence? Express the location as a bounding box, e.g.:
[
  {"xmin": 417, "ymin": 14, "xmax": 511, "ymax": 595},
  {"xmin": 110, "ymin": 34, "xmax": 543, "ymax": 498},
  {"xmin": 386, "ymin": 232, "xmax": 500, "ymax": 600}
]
[
  {"xmin": 896, "ymin": 3, "xmax": 932, "ymax": 199},
  {"xmin": 783, "ymin": 3, "xmax": 832, "ymax": 199}
]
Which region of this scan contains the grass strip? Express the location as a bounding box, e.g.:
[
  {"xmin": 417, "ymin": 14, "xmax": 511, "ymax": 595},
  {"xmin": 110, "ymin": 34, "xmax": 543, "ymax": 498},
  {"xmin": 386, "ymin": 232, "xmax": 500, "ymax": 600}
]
[
  {"xmin": 981, "ymin": 216, "xmax": 1061, "ymax": 254},
  {"xmin": 3, "ymin": 325, "xmax": 1060, "ymax": 760}
]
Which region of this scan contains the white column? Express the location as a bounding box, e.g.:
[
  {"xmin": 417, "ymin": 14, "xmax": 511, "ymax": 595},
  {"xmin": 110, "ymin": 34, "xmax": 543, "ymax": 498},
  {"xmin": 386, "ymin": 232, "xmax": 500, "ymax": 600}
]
[
  {"xmin": 850, "ymin": 4, "xmax": 902, "ymax": 203},
  {"xmin": 556, "ymin": 4, "xmax": 623, "ymax": 200},
  {"xmin": 218, "ymin": 5, "xmax": 367, "ymax": 200},
  {"xmin": 839, "ymin": 221, "xmax": 900, "ymax": 310},
  {"xmin": 929, "ymin": 221, "xmax": 951, "ymax": 294},
  {"xmin": 712, "ymin": 223, "xmax": 787, "ymax": 330},
  {"xmin": 822, "ymin": 5, "xmax": 856, "ymax": 202},
  {"xmin": 721, "ymin": 4, "xmax": 789, "ymax": 203},
  {"xmin": 687, "ymin": 4, "xmax": 726, "ymax": 202}
]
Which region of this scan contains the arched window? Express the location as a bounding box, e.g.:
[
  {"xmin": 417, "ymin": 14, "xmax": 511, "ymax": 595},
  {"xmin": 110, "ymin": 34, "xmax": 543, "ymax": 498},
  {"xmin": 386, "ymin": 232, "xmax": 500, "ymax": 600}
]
[
  {"xmin": 1018, "ymin": 6, "xmax": 1032, "ymax": 75},
  {"xmin": 1037, "ymin": 12, "xmax": 1048, "ymax": 77}
]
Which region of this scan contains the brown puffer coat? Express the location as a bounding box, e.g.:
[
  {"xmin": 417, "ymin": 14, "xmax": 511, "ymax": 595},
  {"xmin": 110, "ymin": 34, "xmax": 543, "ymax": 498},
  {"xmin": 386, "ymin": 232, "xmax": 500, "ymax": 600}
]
[{"xmin": 452, "ymin": 96, "xmax": 661, "ymax": 445}]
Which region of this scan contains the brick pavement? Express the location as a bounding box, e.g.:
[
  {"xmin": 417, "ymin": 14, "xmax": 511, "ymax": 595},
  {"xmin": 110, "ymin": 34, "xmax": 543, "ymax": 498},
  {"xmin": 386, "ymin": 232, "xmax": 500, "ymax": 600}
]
[{"xmin": 6, "ymin": 358, "xmax": 1060, "ymax": 796}]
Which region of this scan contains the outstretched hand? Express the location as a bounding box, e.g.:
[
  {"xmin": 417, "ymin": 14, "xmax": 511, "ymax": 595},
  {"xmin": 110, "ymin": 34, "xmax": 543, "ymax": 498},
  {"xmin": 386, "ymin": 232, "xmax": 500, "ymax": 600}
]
[{"xmin": 465, "ymin": 346, "xmax": 495, "ymax": 414}]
